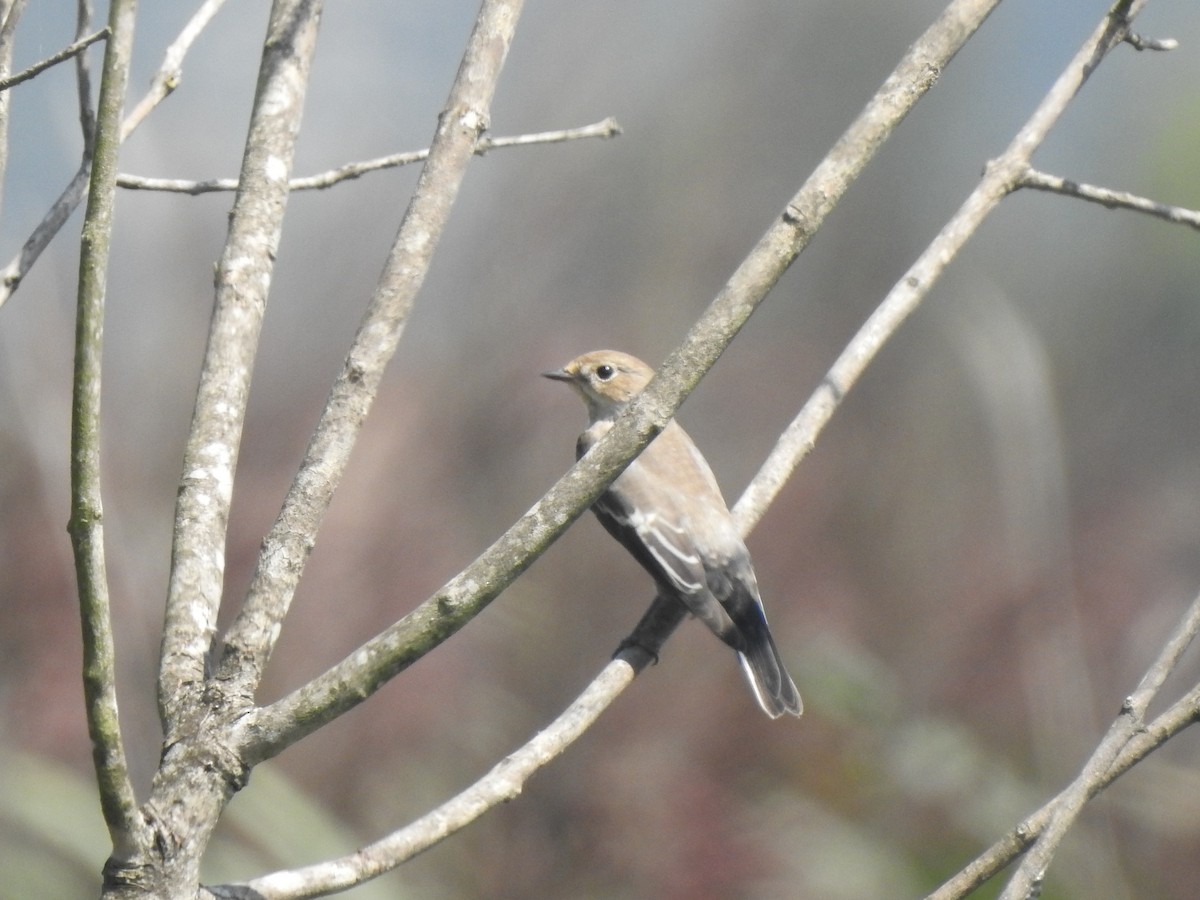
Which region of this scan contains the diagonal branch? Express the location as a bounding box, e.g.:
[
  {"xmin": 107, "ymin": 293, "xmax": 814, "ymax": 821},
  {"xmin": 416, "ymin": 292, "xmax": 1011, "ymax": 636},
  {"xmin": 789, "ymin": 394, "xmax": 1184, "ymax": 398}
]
[
  {"xmin": 930, "ymin": 590, "xmax": 1200, "ymax": 899},
  {"xmin": 0, "ymin": 24, "xmax": 108, "ymax": 92},
  {"xmin": 121, "ymin": 0, "xmax": 227, "ymax": 139},
  {"xmin": 224, "ymin": 660, "xmax": 642, "ymax": 900},
  {"xmin": 215, "ymin": 0, "xmax": 529, "ymax": 704},
  {"xmin": 234, "ymin": 0, "xmax": 1002, "ymax": 775},
  {"xmin": 999, "ymin": 590, "xmax": 1200, "ymax": 900},
  {"xmin": 67, "ymin": 0, "xmax": 144, "ymax": 862},
  {"xmin": 734, "ymin": 0, "xmax": 1154, "ymax": 530},
  {"xmin": 117, "ymin": 117, "xmax": 623, "ymax": 194},
  {"xmin": 157, "ymin": 0, "xmax": 323, "ymax": 737},
  {"xmin": 0, "ymin": 0, "xmax": 230, "ymax": 310}
]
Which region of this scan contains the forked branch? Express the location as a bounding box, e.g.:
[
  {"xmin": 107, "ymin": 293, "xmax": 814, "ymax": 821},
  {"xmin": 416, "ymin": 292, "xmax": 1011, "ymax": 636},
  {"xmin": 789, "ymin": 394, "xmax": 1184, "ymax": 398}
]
[
  {"xmin": 214, "ymin": 0, "xmax": 531, "ymax": 724},
  {"xmin": 216, "ymin": 0, "xmax": 1002, "ymax": 894},
  {"xmin": 0, "ymin": 0, "xmax": 230, "ymax": 309},
  {"xmin": 930, "ymin": 591, "xmax": 1200, "ymax": 899}
]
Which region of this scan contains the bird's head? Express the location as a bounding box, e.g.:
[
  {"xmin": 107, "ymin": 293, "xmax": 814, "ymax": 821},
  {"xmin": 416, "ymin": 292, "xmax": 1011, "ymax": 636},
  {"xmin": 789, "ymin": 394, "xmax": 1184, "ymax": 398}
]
[{"xmin": 543, "ymin": 350, "xmax": 655, "ymax": 421}]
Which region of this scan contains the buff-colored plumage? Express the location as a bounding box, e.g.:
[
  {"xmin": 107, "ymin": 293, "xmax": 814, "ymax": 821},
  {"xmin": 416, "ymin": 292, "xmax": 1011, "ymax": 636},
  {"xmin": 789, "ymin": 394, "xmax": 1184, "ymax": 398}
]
[{"xmin": 545, "ymin": 350, "xmax": 801, "ymax": 718}]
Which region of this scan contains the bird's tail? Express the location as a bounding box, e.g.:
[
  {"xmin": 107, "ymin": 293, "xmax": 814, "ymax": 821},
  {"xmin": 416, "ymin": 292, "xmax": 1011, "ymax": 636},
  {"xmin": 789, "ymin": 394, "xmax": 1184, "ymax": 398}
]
[{"xmin": 736, "ymin": 619, "xmax": 803, "ymax": 719}]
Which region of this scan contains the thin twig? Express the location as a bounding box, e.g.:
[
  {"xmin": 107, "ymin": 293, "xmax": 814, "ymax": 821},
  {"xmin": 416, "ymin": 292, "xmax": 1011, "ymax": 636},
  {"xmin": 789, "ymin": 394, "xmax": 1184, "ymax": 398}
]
[
  {"xmin": 118, "ymin": 117, "xmax": 622, "ymax": 193},
  {"xmin": 121, "ymin": 0, "xmax": 227, "ymax": 140},
  {"xmin": 1019, "ymin": 167, "xmax": 1200, "ymax": 230},
  {"xmin": 930, "ymin": 592, "xmax": 1200, "ymax": 899},
  {"xmin": 68, "ymin": 0, "xmax": 144, "ymax": 863},
  {"xmin": 474, "ymin": 118, "xmax": 622, "ymax": 151},
  {"xmin": 1124, "ymin": 31, "xmax": 1177, "ymax": 51},
  {"xmin": 0, "ymin": 0, "xmax": 229, "ymax": 310},
  {"xmin": 0, "ymin": 25, "xmax": 107, "ymax": 92}
]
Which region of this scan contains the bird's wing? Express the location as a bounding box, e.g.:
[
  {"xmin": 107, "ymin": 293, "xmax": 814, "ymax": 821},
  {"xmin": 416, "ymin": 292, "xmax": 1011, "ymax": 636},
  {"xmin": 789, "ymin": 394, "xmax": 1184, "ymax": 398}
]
[
  {"xmin": 578, "ymin": 419, "xmax": 741, "ymax": 638},
  {"xmin": 593, "ymin": 487, "xmax": 707, "ymax": 595},
  {"xmin": 593, "ymin": 464, "xmax": 740, "ymax": 642}
]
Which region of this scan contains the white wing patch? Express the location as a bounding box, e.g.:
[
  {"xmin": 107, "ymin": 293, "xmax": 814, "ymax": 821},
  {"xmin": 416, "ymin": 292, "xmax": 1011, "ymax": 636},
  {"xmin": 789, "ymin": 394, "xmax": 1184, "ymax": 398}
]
[{"xmin": 627, "ymin": 508, "xmax": 704, "ymax": 592}]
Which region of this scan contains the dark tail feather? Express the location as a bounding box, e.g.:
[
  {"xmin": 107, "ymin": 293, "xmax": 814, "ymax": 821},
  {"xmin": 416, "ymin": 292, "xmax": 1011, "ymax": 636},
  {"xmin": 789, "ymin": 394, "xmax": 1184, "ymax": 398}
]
[{"xmin": 737, "ymin": 621, "xmax": 802, "ymax": 718}]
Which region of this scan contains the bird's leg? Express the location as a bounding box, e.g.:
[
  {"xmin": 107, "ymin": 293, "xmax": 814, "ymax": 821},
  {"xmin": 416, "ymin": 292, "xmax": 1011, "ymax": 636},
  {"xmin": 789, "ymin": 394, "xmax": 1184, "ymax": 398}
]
[{"xmin": 613, "ymin": 592, "xmax": 688, "ymax": 671}]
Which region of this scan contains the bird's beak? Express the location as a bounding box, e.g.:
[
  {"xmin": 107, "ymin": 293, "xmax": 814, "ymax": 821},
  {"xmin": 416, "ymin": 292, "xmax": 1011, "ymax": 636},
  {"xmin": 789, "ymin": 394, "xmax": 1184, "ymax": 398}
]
[{"xmin": 542, "ymin": 367, "xmax": 574, "ymax": 383}]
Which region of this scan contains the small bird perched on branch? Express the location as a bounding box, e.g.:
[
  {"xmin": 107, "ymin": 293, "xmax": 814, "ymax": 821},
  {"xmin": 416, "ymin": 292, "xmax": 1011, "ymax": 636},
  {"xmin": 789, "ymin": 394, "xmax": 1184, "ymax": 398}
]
[{"xmin": 544, "ymin": 350, "xmax": 802, "ymax": 718}]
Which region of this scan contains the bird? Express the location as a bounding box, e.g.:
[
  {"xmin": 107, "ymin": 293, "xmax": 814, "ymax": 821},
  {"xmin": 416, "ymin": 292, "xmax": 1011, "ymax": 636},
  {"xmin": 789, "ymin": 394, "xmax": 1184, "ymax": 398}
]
[{"xmin": 544, "ymin": 350, "xmax": 802, "ymax": 718}]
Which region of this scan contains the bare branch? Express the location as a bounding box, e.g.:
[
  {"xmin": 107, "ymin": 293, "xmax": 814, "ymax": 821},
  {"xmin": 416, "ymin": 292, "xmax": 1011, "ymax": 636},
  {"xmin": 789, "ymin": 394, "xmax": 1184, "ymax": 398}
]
[
  {"xmin": 121, "ymin": 0, "xmax": 228, "ymax": 139},
  {"xmin": 234, "ymin": 0, "xmax": 1001, "ymax": 789},
  {"xmin": 215, "ymin": 0, "xmax": 529, "ymax": 711},
  {"xmin": 227, "ymin": 660, "xmax": 640, "ymax": 899},
  {"xmin": 157, "ymin": 0, "xmax": 324, "ymax": 736},
  {"xmin": 117, "ymin": 118, "xmax": 624, "ymax": 194},
  {"xmin": 1019, "ymin": 167, "xmax": 1200, "ymax": 230},
  {"xmin": 75, "ymin": 0, "xmax": 98, "ymax": 153},
  {"xmin": 0, "ymin": 165, "xmax": 91, "ymax": 304},
  {"xmin": 1124, "ymin": 30, "xmax": 1177, "ymax": 51},
  {"xmin": 930, "ymin": 590, "xmax": 1200, "ymax": 899},
  {"xmin": 116, "ymin": 117, "xmax": 624, "ymax": 193},
  {"xmin": 67, "ymin": 0, "xmax": 145, "ymax": 862},
  {"xmin": 473, "ymin": 117, "xmax": 622, "ymax": 152},
  {"xmin": 733, "ymin": 0, "xmax": 1151, "ymax": 530},
  {"xmin": 0, "ymin": 0, "xmax": 29, "ymax": 218},
  {"xmin": 0, "ymin": 24, "xmax": 108, "ymax": 92},
  {"xmin": 0, "ymin": 0, "xmax": 229, "ymax": 310}
]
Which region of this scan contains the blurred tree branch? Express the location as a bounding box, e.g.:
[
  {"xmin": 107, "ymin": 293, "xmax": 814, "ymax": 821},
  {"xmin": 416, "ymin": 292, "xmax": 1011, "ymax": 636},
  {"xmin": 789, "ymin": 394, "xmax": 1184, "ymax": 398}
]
[
  {"xmin": 931, "ymin": 591, "xmax": 1200, "ymax": 899},
  {"xmin": 0, "ymin": 23, "xmax": 108, "ymax": 92},
  {"xmin": 0, "ymin": 0, "xmax": 228, "ymax": 310},
  {"xmin": 1125, "ymin": 29, "xmax": 1178, "ymax": 51}
]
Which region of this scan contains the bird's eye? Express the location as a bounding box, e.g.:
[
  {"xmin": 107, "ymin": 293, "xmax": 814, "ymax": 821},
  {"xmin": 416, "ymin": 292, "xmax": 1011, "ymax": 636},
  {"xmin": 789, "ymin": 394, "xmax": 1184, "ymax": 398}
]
[{"xmin": 594, "ymin": 364, "xmax": 615, "ymax": 381}]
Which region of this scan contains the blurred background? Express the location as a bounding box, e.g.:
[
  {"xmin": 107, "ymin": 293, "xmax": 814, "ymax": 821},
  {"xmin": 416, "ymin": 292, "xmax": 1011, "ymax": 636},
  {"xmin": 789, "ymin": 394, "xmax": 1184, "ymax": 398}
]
[{"xmin": 2, "ymin": 1, "xmax": 1200, "ymax": 897}]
